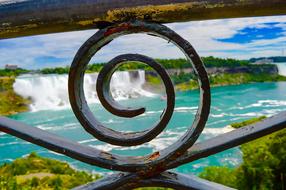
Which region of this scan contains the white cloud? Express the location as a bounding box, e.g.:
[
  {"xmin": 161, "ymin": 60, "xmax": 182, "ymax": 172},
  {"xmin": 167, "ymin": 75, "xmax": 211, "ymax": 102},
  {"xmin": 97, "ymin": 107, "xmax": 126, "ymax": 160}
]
[
  {"xmin": 168, "ymin": 16, "xmax": 286, "ymax": 58},
  {"xmin": 1, "ymin": 15, "xmax": 286, "ymax": 69}
]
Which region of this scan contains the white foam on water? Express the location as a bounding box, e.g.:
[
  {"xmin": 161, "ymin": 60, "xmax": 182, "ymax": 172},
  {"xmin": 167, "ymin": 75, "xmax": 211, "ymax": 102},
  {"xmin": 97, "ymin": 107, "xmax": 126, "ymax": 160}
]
[
  {"xmin": 207, "ymin": 120, "xmax": 229, "ymax": 126},
  {"xmin": 219, "ymin": 156, "xmax": 242, "ymax": 166},
  {"xmin": 0, "ymin": 141, "xmax": 29, "ymax": 147},
  {"xmin": 102, "ymin": 119, "xmax": 124, "ymax": 124},
  {"xmin": 192, "ymin": 162, "xmax": 209, "ymax": 169},
  {"xmin": 210, "ymin": 113, "xmax": 225, "ymax": 118},
  {"xmin": 261, "ymin": 108, "xmax": 284, "ymax": 116},
  {"xmin": 246, "ymin": 100, "xmax": 286, "ymax": 108},
  {"xmin": 202, "ymin": 125, "xmax": 234, "ymax": 136},
  {"xmin": 175, "ymin": 107, "xmax": 197, "ymax": 110},
  {"xmin": 258, "ymin": 100, "xmax": 286, "ymax": 106},
  {"xmin": 47, "ymin": 151, "xmax": 67, "ymax": 157},
  {"xmin": 229, "ymin": 100, "xmax": 286, "ymax": 111},
  {"xmin": 0, "ymin": 158, "xmax": 14, "ymax": 163},
  {"xmin": 163, "ymin": 130, "xmax": 185, "ymax": 136},
  {"xmin": 74, "ymin": 125, "xmax": 234, "ymax": 153},
  {"xmin": 89, "ymin": 141, "xmax": 153, "ymax": 152},
  {"xmin": 174, "ymin": 107, "xmax": 198, "ymax": 113},
  {"xmin": 229, "ymin": 112, "xmax": 261, "ymax": 117},
  {"xmin": 85, "ymin": 132, "xmax": 182, "ymax": 153},
  {"xmin": 13, "ymin": 71, "xmax": 155, "ymax": 112},
  {"xmin": 36, "ymin": 122, "xmax": 78, "ymax": 131},
  {"xmin": 85, "ymin": 126, "xmax": 232, "ymax": 153},
  {"xmin": 145, "ymin": 110, "xmax": 162, "ymax": 115},
  {"xmin": 148, "ymin": 136, "xmax": 178, "ymax": 151}
]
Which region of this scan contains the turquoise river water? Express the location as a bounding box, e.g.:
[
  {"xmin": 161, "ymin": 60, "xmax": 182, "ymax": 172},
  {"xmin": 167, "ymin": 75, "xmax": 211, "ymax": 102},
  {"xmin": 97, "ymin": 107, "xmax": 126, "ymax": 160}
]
[{"xmin": 1, "ymin": 80, "xmax": 286, "ymax": 176}]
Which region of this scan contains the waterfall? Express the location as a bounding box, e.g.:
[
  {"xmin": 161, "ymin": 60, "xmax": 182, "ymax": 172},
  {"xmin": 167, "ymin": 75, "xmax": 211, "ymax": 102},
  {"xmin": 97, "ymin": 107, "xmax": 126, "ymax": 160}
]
[
  {"xmin": 13, "ymin": 71, "xmax": 154, "ymax": 112},
  {"xmin": 275, "ymin": 62, "xmax": 286, "ymax": 76}
]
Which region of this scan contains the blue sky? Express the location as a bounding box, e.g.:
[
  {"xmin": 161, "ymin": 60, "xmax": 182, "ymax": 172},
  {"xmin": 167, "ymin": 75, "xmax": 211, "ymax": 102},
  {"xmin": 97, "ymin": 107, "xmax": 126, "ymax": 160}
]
[
  {"xmin": 218, "ymin": 22, "xmax": 284, "ymax": 44},
  {"xmin": 1, "ymin": 15, "xmax": 286, "ymax": 69}
]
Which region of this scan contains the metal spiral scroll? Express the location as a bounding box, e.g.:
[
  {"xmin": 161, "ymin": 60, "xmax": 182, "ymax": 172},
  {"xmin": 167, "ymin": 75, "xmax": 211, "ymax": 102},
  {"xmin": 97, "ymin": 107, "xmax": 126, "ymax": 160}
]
[{"xmin": 68, "ymin": 20, "xmax": 212, "ymax": 189}]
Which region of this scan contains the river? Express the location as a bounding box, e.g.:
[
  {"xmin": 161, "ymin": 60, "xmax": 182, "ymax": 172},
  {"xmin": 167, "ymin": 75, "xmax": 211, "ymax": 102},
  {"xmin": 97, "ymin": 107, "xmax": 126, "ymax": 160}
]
[{"xmin": 1, "ymin": 71, "xmax": 286, "ymax": 176}]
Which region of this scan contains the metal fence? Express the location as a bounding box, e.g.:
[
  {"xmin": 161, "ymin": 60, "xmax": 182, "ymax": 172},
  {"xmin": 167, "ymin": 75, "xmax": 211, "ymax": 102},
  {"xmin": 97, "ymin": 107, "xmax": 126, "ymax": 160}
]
[{"xmin": 1, "ymin": 1, "xmax": 286, "ymax": 189}]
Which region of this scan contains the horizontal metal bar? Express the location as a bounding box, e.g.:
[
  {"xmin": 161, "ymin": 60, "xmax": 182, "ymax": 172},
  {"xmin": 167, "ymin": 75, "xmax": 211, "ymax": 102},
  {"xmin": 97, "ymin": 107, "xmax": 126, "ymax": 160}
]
[
  {"xmin": 73, "ymin": 171, "xmax": 234, "ymax": 190},
  {"xmin": 167, "ymin": 111, "xmax": 286, "ymax": 169},
  {"xmin": 0, "ymin": 116, "xmax": 133, "ymax": 172},
  {"xmin": 1, "ymin": 0, "xmax": 286, "ymax": 39}
]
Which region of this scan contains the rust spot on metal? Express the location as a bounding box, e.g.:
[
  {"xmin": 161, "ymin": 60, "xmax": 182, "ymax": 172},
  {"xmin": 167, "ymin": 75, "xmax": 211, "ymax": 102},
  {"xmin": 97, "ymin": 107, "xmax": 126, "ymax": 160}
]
[
  {"xmin": 104, "ymin": 22, "xmax": 131, "ymax": 36},
  {"xmin": 148, "ymin": 151, "xmax": 160, "ymax": 160}
]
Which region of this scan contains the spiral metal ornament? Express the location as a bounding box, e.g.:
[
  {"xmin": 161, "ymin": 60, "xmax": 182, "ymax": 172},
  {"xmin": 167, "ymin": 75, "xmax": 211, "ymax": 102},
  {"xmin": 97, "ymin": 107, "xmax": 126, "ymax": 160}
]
[
  {"xmin": 68, "ymin": 20, "xmax": 211, "ymax": 177},
  {"xmin": 95, "ymin": 53, "xmax": 175, "ymax": 146}
]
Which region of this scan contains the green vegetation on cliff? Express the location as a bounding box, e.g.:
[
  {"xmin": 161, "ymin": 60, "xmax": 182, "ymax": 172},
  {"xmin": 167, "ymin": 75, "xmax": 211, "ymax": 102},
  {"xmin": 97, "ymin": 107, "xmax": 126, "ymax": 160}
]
[
  {"xmin": 0, "ymin": 77, "xmax": 30, "ymax": 116},
  {"xmin": 199, "ymin": 116, "xmax": 286, "ymax": 190},
  {"xmin": 202, "ymin": 56, "xmax": 250, "ymax": 67},
  {"xmin": 41, "ymin": 67, "xmax": 70, "ymax": 75},
  {"xmin": 39, "ymin": 56, "xmax": 252, "ymax": 75},
  {"xmin": 0, "ymin": 153, "xmax": 170, "ymax": 190},
  {"xmin": 175, "ymin": 73, "xmax": 286, "ymax": 91},
  {"xmin": 0, "ymin": 68, "xmax": 29, "ymax": 77},
  {"xmin": 29, "ymin": 57, "xmax": 286, "ymax": 93},
  {"xmin": 231, "ymin": 116, "xmax": 267, "ymax": 129},
  {"xmin": 0, "ymin": 68, "xmax": 30, "ymax": 116},
  {"xmin": 0, "ymin": 153, "xmax": 100, "ymax": 190}
]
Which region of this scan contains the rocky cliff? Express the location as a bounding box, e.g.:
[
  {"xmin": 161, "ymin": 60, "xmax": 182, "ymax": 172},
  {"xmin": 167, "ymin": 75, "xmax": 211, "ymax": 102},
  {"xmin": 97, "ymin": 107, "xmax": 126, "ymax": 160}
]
[{"xmin": 145, "ymin": 64, "xmax": 279, "ymax": 77}]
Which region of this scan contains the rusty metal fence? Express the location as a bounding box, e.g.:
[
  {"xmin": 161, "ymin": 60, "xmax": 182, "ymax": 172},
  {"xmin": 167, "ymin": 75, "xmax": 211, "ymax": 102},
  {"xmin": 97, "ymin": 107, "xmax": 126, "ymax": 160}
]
[{"xmin": 1, "ymin": 1, "xmax": 286, "ymax": 189}]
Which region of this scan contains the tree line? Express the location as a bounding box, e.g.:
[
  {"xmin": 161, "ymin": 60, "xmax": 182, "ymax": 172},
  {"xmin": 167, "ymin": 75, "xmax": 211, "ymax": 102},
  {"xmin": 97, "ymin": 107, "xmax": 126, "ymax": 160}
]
[{"xmin": 39, "ymin": 56, "xmax": 253, "ymax": 75}]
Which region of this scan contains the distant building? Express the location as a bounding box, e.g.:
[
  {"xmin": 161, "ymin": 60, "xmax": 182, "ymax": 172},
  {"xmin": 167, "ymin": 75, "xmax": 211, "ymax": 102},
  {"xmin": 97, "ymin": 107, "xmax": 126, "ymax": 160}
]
[
  {"xmin": 253, "ymin": 58, "xmax": 274, "ymax": 65},
  {"xmin": 5, "ymin": 64, "xmax": 18, "ymax": 70}
]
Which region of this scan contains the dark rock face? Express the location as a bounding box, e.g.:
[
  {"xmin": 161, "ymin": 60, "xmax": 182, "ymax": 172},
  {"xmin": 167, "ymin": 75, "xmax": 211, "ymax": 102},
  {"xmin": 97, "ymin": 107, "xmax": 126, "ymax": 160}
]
[
  {"xmin": 206, "ymin": 65, "xmax": 279, "ymax": 75},
  {"xmin": 145, "ymin": 64, "xmax": 279, "ymax": 77}
]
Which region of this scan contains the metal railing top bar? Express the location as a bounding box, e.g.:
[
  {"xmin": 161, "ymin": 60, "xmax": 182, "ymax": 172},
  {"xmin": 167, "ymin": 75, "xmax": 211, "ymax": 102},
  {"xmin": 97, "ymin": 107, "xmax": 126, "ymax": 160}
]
[{"xmin": 1, "ymin": 0, "xmax": 286, "ymax": 39}]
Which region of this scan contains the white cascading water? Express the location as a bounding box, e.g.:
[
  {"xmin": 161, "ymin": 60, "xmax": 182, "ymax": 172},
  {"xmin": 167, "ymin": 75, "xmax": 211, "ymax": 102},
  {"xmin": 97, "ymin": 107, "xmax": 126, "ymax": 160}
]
[
  {"xmin": 13, "ymin": 71, "xmax": 154, "ymax": 112},
  {"xmin": 275, "ymin": 62, "xmax": 286, "ymax": 76}
]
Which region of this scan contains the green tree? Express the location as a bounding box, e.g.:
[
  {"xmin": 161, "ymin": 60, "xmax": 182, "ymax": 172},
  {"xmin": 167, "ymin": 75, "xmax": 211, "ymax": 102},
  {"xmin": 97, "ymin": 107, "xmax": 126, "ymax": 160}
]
[{"xmin": 199, "ymin": 117, "xmax": 286, "ymax": 190}]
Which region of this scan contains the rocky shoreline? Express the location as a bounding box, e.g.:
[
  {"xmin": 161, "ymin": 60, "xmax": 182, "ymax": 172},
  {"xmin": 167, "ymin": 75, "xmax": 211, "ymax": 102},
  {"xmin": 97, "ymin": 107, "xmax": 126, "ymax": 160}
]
[{"xmin": 146, "ymin": 64, "xmax": 279, "ymax": 77}]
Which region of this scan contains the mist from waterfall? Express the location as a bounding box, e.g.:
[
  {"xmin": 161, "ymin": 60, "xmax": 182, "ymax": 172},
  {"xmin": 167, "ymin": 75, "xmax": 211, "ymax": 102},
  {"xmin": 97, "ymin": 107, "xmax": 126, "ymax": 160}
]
[
  {"xmin": 13, "ymin": 71, "xmax": 154, "ymax": 112},
  {"xmin": 275, "ymin": 62, "xmax": 286, "ymax": 76}
]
